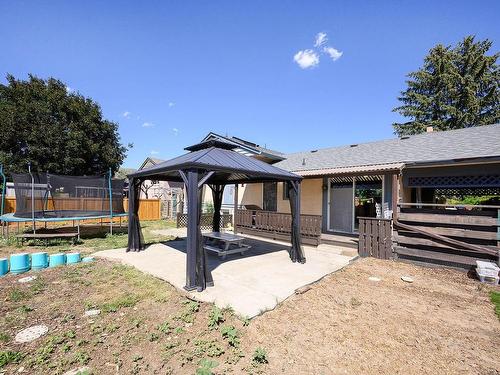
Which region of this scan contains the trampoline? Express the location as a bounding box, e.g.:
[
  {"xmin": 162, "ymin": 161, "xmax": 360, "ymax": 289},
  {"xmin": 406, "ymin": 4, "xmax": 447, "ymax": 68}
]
[{"xmin": 0, "ymin": 165, "xmax": 127, "ymax": 240}]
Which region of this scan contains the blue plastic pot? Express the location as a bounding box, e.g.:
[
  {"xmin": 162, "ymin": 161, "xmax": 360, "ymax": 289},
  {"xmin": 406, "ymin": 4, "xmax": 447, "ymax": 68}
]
[
  {"xmin": 81, "ymin": 257, "xmax": 95, "ymax": 263},
  {"xmin": 0, "ymin": 258, "xmax": 8, "ymax": 276},
  {"xmin": 31, "ymin": 252, "xmax": 49, "ymax": 270},
  {"xmin": 49, "ymin": 253, "xmax": 66, "ymax": 268},
  {"xmin": 9, "ymin": 253, "xmax": 30, "ymax": 274},
  {"xmin": 66, "ymin": 252, "xmax": 81, "ymax": 264}
]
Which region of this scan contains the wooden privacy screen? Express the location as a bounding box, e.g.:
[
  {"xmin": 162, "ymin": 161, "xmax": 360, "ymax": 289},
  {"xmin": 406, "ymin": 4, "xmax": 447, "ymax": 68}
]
[
  {"xmin": 394, "ymin": 206, "xmax": 499, "ymax": 267},
  {"xmin": 234, "ymin": 209, "xmax": 322, "ymax": 246},
  {"xmin": 358, "ymin": 217, "xmax": 393, "ymax": 259},
  {"xmin": 1, "ymin": 197, "xmax": 162, "ymax": 221}
]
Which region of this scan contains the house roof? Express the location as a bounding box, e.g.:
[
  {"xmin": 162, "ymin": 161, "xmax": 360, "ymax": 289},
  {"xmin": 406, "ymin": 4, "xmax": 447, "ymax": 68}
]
[
  {"xmin": 275, "ymin": 124, "xmax": 500, "ymax": 173},
  {"xmin": 129, "ymin": 145, "xmax": 301, "ymax": 184},
  {"xmin": 202, "ymin": 132, "xmax": 285, "ymax": 161}
]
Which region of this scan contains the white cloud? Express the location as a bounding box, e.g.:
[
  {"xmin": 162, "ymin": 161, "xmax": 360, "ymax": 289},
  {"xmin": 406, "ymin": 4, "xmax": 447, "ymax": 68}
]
[
  {"xmin": 323, "ymin": 46, "xmax": 343, "ymax": 61},
  {"xmin": 172, "ymin": 128, "xmax": 179, "ymax": 136},
  {"xmin": 314, "ymin": 32, "xmax": 328, "ymax": 47},
  {"xmin": 168, "ymin": 102, "xmax": 175, "ymax": 107},
  {"xmin": 123, "ymin": 111, "xmax": 131, "ymax": 118},
  {"xmin": 142, "ymin": 122, "xmax": 155, "ymax": 128},
  {"xmin": 293, "ymin": 49, "xmax": 320, "ymax": 69},
  {"xmin": 150, "ymin": 150, "xmax": 159, "ymax": 155}
]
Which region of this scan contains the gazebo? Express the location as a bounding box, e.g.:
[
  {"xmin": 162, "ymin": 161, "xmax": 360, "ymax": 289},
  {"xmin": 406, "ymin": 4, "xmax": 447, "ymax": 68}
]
[{"xmin": 127, "ymin": 140, "xmax": 306, "ymax": 291}]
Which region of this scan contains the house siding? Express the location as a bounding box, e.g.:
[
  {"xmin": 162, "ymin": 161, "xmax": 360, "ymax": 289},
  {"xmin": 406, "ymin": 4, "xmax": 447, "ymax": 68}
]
[{"xmin": 276, "ymin": 178, "xmax": 323, "ymax": 215}]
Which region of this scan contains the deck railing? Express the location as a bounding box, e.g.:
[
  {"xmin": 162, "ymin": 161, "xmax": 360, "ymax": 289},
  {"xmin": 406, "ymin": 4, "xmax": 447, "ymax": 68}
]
[
  {"xmin": 235, "ymin": 209, "xmax": 322, "ymax": 245},
  {"xmin": 358, "ymin": 217, "xmax": 393, "ymax": 259}
]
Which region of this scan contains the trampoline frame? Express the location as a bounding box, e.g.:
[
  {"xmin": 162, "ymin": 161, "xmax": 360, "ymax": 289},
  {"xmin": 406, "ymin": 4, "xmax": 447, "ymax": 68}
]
[{"xmin": 0, "ymin": 165, "xmax": 127, "ymax": 240}]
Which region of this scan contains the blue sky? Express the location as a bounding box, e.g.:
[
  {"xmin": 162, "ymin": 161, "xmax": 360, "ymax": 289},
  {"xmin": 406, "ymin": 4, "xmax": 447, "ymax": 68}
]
[{"xmin": 1, "ymin": 1, "xmax": 499, "ymax": 169}]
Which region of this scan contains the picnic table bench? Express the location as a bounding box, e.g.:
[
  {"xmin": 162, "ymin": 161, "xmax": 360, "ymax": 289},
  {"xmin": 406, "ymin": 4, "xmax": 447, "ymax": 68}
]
[{"xmin": 203, "ymin": 232, "xmax": 251, "ymax": 259}]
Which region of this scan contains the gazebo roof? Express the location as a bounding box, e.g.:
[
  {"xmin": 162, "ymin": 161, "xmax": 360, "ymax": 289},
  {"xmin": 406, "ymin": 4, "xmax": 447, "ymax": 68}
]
[{"xmin": 129, "ymin": 145, "xmax": 302, "ymax": 184}]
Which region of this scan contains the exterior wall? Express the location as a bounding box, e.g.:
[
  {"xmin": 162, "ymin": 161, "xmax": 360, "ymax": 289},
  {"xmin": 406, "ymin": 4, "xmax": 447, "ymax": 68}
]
[
  {"xmin": 276, "ymin": 179, "xmax": 322, "ymax": 215},
  {"xmin": 240, "ymin": 183, "xmax": 263, "ymax": 208}
]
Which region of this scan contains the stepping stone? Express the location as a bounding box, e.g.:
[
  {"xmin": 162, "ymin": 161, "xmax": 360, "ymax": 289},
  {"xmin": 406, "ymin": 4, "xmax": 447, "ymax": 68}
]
[
  {"xmin": 84, "ymin": 309, "xmax": 101, "ymax": 317},
  {"xmin": 15, "ymin": 325, "xmax": 48, "ymax": 343},
  {"xmin": 368, "ymin": 276, "xmax": 381, "ymax": 282},
  {"xmin": 63, "ymin": 367, "xmax": 91, "ymax": 375},
  {"xmin": 18, "ymin": 275, "xmax": 37, "ymax": 283},
  {"xmin": 401, "ymin": 276, "xmax": 414, "ymax": 283}
]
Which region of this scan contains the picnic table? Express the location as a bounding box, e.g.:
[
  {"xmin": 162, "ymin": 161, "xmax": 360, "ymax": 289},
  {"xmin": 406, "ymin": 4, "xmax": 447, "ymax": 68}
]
[{"xmin": 202, "ymin": 232, "xmax": 251, "ymax": 259}]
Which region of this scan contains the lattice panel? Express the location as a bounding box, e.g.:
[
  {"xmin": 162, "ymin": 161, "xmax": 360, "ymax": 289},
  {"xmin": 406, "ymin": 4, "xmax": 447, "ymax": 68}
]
[{"xmin": 408, "ymin": 175, "xmax": 500, "ymax": 188}]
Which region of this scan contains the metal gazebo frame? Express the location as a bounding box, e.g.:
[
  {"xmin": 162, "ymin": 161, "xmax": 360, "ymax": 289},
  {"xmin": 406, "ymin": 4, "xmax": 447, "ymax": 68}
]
[{"xmin": 127, "ymin": 140, "xmax": 306, "ymax": 292}]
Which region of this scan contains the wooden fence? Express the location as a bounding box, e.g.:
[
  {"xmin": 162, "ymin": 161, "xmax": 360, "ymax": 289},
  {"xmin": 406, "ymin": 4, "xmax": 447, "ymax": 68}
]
[
  {"xmin": 176, "ymin": 212, "xmax": 233, "ymax": 231},
  {"xmin": 394, "ymin": 204, "xmax": 500, "ymax": 268},
  {"xmin": 234, "ymin": 209, "xmax": 322, "ymax": 245},
  {"xmin": 358, "ymin": 217, "xmax": 393, "ymax": 259},
  {"xmin": 0, "ymin": 196, "xmax": 161, "ymax": 221}
]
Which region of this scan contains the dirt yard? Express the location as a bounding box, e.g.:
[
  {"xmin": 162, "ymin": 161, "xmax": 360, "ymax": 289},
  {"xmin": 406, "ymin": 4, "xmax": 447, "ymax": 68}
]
[{"xmin": 0, "ymin": 257, "xmax": 498, "ymax": 374}]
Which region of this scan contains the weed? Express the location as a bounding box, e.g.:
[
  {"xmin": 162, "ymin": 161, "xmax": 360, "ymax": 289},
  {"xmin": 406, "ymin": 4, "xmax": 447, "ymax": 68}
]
[
  {"xmin": 158, "ymin": 321, "xmax": 171, "ymax": 334},
  {"xmin": 196, "ymin": 358, "xmax": 218, "ymax": 375},
  {"xmin": 183, "ymin": 299, "xmax": 200, "ymax": 313},
  {"xmin": 225, "ymin": 348, "xmax": 244, "ymax": 365},
  {"xmin": 132, "ymin": 354, "xmax": 143, "ymax": 362},
  {"xmin": 208, "ymin": 306, "xmax": 224, "ymax": 330},
  {"xmin": 76, "ymin": 339, "xmax": 88, "ymax": 347},
  {"xmin": 488, "ymin": 291, "xmax": 500, "ymax": 320},
  {"xmin": 30, "ymin": 277, "xmax": 46, "ymax": 294},
  {"xmin": 241, "ymin": 316, "xmax": 251, "ymax": 327},
  {"xmin": 65, "ymin": 330, "xmax": 76, "ymax": 339},
  {"xmin": 194, "ymin": 339, "xmax": 225, "ymax": 358},
  {"xmin": 164, "ymin": 341, "xmax": 180, "ymax": 350},
  {"xmin": 252, "ymin": 347, "xmax": 268, "ymax": 364},
  {"xmin": 62, "ymin": 313, "xmax": 76, "ymax": 323},
  {"xmin": 0, "ymin": 351, "xmax": 24, "ymax": 368},
  {"xmin": 62, "ymin": 343, "xmax": 72, "ymax": 353},
  {"xmin": 149, "ymin": 333, "xmax": 159, "ymax": 342},
  {"xmin": 73, "ymin": 351, "xmax": 91, "ymax": 365},
  {"xmin": 17, "ymin": 305, "xmax": 33, "ymax": 313},
  {"xmin": 350, "ymin": 297, "xmax": 362, "ymax": 307},
  {"xmin": 220, "ymin": 325, "xmax": 240, "ymax": 347},
  {"xmin": 107, "ymin": 324, "xmax": 120, "ymax": 333},
  {"xmin": 0, "ymin": 333, "xmax": 10, "ymax": 343},
  {"xmin": 9, "ymin": 288, "xmax": 30, "ymax": 302},
  {"xmin": 174, "ymin": 326, "xmax": 185, "ymax": 334},
  {"xmin": 101, "ymin": 293, "xmax": 139, "ymax": 313}
]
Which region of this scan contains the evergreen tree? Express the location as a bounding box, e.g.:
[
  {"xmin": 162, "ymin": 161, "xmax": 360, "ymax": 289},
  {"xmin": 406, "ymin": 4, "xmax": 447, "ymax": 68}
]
[
  {"xmin": 393, "ymin": 36, "xmax": 499, "ymax": 136},
  {"xmin": 0, "ymin": 74, "xmax": 128, "ymax": 176}
]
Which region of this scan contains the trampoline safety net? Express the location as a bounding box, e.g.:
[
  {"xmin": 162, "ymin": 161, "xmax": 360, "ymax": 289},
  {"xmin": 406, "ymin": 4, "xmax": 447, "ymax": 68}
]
[{"xmin": 11, "ymin": 173, "xmax": 125, "ymax": 219}]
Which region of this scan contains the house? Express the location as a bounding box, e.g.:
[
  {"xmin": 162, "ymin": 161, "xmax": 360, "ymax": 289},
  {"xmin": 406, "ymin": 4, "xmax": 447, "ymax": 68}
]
[
  {"xmin": 138, "ymin": 157, "xmax": 185, "ymax": 218},
  {"xmin": 227, "ymin": 124, "xmax": 500, "ymax": 236}
]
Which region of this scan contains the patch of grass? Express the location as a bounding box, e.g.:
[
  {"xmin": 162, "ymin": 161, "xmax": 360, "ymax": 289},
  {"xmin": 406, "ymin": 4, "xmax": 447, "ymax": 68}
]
[
  {"xmin": 0, "ymin": 333, "xmax": 10, "ymax": 343},
  {"xmin": 490, "ymin": 291, "xmax": 500, "ymax": 320},
  {"xmin": 9, "ymin": 288, "xmax": 30, "ymax": 302},
  {"xmin": 208, "ymin": 306, "xmax": 224, "ymax": 330},
  {"xmin": 17, "ymin": 304, "xmax": 33, "ymax": 313},
  {"xmin": 174, "ymin": 300, "xmax": 200, "ymax": 323},
  {"xmin": 0, "ymin": 351, "xmax": 24, "ymax": 368},
  {"xmin": 252, "ymin": 347, "xmax": 268, "ymax": 364},
  {"xmin": 101, "ymin": 293, "xmax": 140, "ymax": 313},
  {"xmin": 220, "ymin": 325, "xmax": 240, "ymax": 348}
]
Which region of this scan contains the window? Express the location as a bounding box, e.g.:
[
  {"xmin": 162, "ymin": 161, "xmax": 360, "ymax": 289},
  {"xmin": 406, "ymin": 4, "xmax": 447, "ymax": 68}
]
[{"xmin": 282, "ymin": 182, "xmax": 290, "ymax": 200}]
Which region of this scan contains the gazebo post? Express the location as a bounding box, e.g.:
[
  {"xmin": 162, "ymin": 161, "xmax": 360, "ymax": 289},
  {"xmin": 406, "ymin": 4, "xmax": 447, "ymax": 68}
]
[
  {"xmin": 288, "ymin": 180, "xmax": 306, "ymax": 263},
  {"xmin": 184, "ymin": 169, "xmax": 199, "ymax": 291}
]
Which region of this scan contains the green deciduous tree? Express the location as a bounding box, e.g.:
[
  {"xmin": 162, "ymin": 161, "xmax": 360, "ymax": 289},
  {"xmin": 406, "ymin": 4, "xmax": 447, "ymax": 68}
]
[
  {"xmin": 0, "ymin": 74, "xmax": 128, "ymax": 176},
  {"xmin": 393, "ymin": 36, "xmax": 499, "ymax": 136}
]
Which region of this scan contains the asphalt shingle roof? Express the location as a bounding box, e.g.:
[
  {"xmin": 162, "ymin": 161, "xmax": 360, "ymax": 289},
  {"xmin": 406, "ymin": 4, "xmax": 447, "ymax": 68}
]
[{"xmin": 275, "ymin": 124, "xmax": 500, "ymax": 172}]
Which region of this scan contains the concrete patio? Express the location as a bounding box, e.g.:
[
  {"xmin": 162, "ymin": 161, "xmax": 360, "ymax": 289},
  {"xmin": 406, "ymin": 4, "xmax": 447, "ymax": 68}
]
[{"xmin": 94, "ymin": 232, "xmax": 357, "ymax": 317}]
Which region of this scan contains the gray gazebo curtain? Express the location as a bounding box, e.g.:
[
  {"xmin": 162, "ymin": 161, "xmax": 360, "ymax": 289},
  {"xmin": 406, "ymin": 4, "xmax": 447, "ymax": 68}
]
[
  {"xmin": 127, "ymin": 177, "xmax": 144, "ymax": 252},
  {"xmin": 210, "ymin": 184, "xmax": 224, "ymax": 232},
  {"xmin": 287, "ymin": 181, "xmax": 306, "ymax": 263}
]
